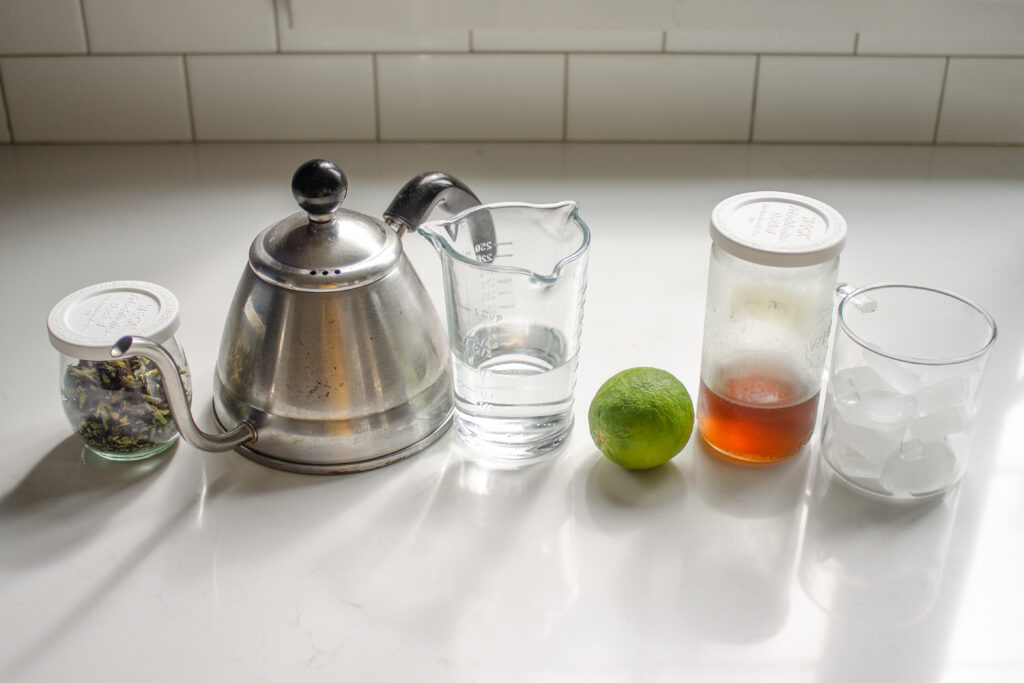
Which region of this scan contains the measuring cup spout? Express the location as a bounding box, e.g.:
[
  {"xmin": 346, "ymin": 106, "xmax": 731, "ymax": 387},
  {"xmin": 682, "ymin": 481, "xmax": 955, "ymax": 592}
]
[{"xmin": 418, "ymin": 200, "xmax": 587, "ymax": 283}]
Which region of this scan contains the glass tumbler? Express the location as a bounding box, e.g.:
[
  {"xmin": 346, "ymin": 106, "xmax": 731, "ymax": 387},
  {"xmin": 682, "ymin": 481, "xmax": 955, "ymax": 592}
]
[
  {"xmin": 822, "ymin": 284, "xmax": 996, "ymax": 500},
  {"xmin": 697, "ymin": 191, "xmax": 847, "ymax": 465}
]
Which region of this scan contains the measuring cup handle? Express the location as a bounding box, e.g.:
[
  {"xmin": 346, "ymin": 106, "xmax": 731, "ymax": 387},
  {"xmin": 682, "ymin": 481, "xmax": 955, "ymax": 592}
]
[
  {"xmin": 835, "ymin": 282, "xmax": 857, "ymax": 300},
  {"xmin": 835, "ymin": 282, "xmax": 878, "ymax": 312}
]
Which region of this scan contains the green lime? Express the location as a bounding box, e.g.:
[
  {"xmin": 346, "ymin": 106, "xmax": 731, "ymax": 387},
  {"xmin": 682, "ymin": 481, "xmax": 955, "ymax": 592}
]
[{"xmin": 588, "ymin": 367, "xmax": 694, "ymax": 470}]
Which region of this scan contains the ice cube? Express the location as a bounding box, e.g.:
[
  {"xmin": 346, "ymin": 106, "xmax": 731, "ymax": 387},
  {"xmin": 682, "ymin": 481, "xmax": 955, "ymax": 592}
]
[
  {"xmin": 823, "ymin": 431, "xmax": 884, "ymax": 481},
  {"xmin": 826, "ymin": 406, "xmax": 903, "ymax": 461},
  {"xmin": 943, "ymin": 432, "xmax": 972, "ymax": 460},
  {"xmin": 871, "ymin": 356, "xmax": 923, "ymax": 396},
  {"xmin": 827, "ymin": 366, "xmax": 916, "ymax": 442},
  {"xmin": 833, "ymin": 389, "xmax": 917, "ymax": 432},
  {"xmin": 831, "ymin": 365, "xmax": 895, "ymax": 405},
  {"xmin": 909, "ymin": 405, "xmax": 970, "ymax": 442},
  {"xmin": 880, "ymin": 440, "xmax": 958, "ymax": 496},
  {"xmin": 916, "ymin": 376, "xmax": 971, "ymax": 416}
]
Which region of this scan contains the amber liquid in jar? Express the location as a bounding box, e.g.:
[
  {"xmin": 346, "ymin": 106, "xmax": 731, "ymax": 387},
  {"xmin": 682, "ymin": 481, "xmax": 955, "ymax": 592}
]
[{"xmin": 697, "ymin": 360, "xmax": 820, "ymax": 464}]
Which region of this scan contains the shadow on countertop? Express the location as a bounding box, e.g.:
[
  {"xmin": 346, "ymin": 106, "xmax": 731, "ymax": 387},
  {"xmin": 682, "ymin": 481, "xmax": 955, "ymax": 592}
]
[{"xmin": 0, "ymin": 434, "xmax": 173, "ymax": 568}]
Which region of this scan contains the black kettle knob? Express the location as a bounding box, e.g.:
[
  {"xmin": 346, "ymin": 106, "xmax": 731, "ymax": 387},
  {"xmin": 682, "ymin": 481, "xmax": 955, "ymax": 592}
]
[{"xmin": 291, "ymin": 159, "xmax": 348, "ymax": 216}]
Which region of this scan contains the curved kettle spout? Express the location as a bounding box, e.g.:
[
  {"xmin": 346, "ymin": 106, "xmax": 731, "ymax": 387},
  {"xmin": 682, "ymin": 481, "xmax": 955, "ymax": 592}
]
[{"xmin": 111, "ymin": 335, "xmax": 257, "ymax": 453}]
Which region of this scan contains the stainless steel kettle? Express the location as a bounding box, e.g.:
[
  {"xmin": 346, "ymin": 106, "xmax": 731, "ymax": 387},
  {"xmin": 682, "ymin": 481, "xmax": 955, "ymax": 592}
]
[{"xmin": 112, "ymin": 159, "xmax": 485, "ymax": 473}]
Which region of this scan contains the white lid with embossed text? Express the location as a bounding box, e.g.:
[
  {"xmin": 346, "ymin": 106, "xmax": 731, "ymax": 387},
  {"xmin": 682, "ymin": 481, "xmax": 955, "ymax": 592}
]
[
  {"xmin": 47, "ymin": 281, "xmax": 180, "ymax": 361},
  {"xmin": 710, "ymin": 191, "xmax": 847, "ymax": 267}
]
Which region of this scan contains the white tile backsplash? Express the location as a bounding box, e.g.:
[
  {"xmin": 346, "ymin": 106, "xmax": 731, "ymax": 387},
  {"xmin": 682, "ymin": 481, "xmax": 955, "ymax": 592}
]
[
  {"xmin": 276, "ymin": 1, "xmax": 468, "ymax": 52},
  {"xmin": 858, "ymin": 31, "xmax": 1024, "ymax": 58},
  {"xmin": 0, "ymin": 0, "xmax": 87, "ymax": 55},
  {"xmin": 82, "ymin": 0, "xmax": 276, "ymax": 53},
  {"xmin": 282, "ymin": 28, "xmax": 469, "ymax": 53},
  {"xmin": 377, "ymin": 54, "xmax": 565, "ymax": 141},
  {"xmin": 473, "ymin": 30, "xmax": 663, "ymax": 53},
  {"xmin": 857, "ymin": 10, "xmax": 1024, "ymax": 57},
  {"xmin": 666, "ymin": 30, "xmax": 856, "ymax": 55},
  {"xmin": 567, "ymin": 55, "xmax": 755, "ymax": 141},
  {"xmin": 0, "ymin": 2, "xmax": 1021, "ymax": 145},
  {"xmin": 938, "ymin": 59, "xmax": 1024, "ymax": 145},
  {"xmin": 1, "ymin": 56, "xmax": 190, "ymax": 142},
  {"xmin": 754, "ymin": 56, "xmax": 946, "ymax": 143},
  {"xmin": 187, "ymin": 55, "xmax": 375, "ymax": 141}
]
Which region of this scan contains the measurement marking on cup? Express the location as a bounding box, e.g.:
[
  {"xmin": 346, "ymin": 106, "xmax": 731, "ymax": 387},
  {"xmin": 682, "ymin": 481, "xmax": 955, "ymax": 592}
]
[
  {"xmin": 493, "ymin": 242, "xmax": 514, "ymax": 258},
  {"xmin": 455, "ymin": 303, "xmax": 503, "ymax": 322}
]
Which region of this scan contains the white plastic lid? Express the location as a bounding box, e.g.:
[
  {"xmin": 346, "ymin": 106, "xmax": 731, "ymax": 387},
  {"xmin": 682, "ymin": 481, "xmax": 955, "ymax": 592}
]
[
  {"xmin": 47, "ymin": 280, "xmax": 180, "ymax": 361},
  {"xmin": 710, "ymin": 191, "xmax": 847, "ymax": 267}
]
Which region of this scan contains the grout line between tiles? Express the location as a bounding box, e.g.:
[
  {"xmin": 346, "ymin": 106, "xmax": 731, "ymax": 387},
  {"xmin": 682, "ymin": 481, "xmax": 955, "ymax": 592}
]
[
  {"xmin": 748, "ymin": 55, "xmax": 760, "ymax": 143},
  {"xmin": 933, "ymin": 56, "xmax": 951, "ymax": 144},
  {"xmin": 6, "ymin": 138, "xmax": 1024, "ymax": 148},
  {"xmin": 372, "ymin": 54, "xmax": 381, "ymax": 141},
  {"xmin": 2, "ymin": 49, "xmax": 1023, "ymax": 59},
  {"xmin": 661, "ymin": 31, "xmax": 668, "ymax": 53},
  {"xmin": 376, "ymin": 138, "xmax": 962, "ymax": 146},
  {"xmin": 562, "ymin": 54, "xmax": 569, "ymax": 141},
  {"xmin": 844, "ymin": 51, "xmax": 1024, "ymax": 59},
  {"xmin": 272, "ymin": 0, "xmax": 283, "ymax": 52},
  {"xmin": 78, "ymin": 0, "xmax": 92, "ymax": 54},
  {"xmin": 182, "ymin": 56, "xmax": 197, "ymax": 142},
  {"xmin": 853, "ymin": 32, "xmax": 860, "ymax": 55},
  {"xmin": 0, "ymin": 64, "xmax": 14, "ymax": 142},
  {"xmin": 469, "ymin": 30, "xmax": 475, "ymax": 52}
]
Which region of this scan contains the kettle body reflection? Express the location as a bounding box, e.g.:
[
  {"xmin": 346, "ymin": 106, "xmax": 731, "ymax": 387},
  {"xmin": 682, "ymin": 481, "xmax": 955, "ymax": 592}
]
[{"xmin": 113, "ymin": 159, "xmax": 486, "ymax": 473}]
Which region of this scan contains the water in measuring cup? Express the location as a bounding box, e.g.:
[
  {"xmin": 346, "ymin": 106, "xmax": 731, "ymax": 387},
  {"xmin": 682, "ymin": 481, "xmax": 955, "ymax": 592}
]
[{"xmin": 452, "ymin": 321, "xmax": 577, "ymax": 458}]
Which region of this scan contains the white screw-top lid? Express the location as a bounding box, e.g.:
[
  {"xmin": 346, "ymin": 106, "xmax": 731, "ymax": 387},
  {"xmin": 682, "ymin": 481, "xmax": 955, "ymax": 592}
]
[
  {"xmin": 710, "ymin": 191, "xmax": 847, "ymax": 267},
  {"xmin": 48, "ymin": 280, "xmax": 180, "ymax": 361}
]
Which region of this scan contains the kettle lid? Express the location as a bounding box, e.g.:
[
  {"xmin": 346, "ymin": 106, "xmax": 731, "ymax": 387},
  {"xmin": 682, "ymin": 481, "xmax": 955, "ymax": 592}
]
[{"xmin": 249, "ymin": 159, "xmax": 403, "ymax": 292}]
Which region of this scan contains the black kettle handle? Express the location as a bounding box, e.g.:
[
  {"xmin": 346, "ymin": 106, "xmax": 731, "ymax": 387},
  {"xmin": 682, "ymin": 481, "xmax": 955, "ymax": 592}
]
[
  {"xmin": 383, "ymin": 172, "xmax": 480, "ymax": 232},
  {"xmin": 384, "ymin": 172, "xmax": 497, "ymax": 262}
]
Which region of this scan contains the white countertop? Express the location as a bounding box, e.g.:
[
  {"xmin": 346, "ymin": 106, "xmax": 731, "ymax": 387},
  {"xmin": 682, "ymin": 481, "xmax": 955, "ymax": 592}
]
[{"xmin": 1, "ymin": 142, "xmax": 1022, "ymax": 682}]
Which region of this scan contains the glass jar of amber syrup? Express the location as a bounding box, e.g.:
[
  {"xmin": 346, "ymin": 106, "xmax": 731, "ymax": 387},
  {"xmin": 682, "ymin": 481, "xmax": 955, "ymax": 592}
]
[{"xmin": 697, "ymin": 192, "xmax": 847, "ymax": 465}]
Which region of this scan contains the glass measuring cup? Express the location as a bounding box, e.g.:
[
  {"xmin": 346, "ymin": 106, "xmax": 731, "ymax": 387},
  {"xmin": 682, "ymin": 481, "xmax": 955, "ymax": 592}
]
[{"xmin": 419, "ymin": 201, "xmax": 590, "ymax": 459}]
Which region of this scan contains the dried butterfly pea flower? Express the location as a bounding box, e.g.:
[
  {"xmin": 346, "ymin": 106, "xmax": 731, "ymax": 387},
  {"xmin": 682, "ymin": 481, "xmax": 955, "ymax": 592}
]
[{"xmin": 61, "ymin": 357, "xmax": 185, "ymax": 455}]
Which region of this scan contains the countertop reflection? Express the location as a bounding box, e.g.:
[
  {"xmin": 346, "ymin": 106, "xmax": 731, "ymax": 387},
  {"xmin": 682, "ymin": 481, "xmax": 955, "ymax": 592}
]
[{"xmin": 1, "ymin": 142, "xmax": 1022, "ymax": 682}]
